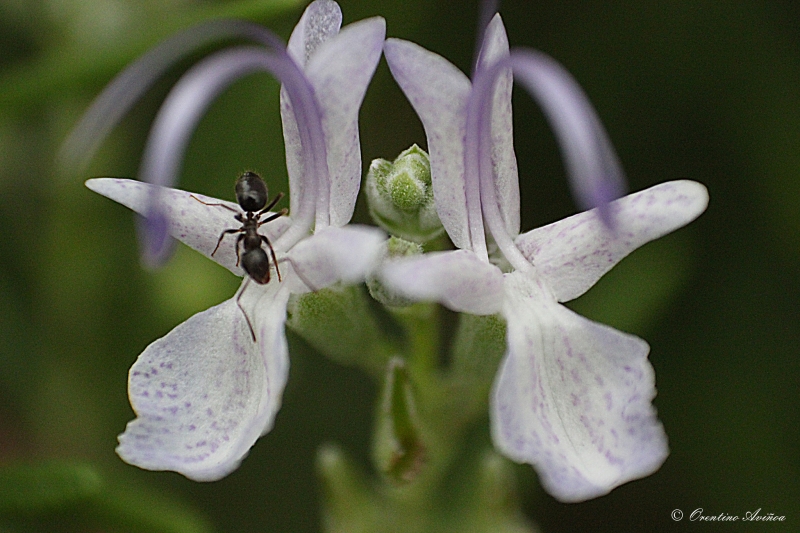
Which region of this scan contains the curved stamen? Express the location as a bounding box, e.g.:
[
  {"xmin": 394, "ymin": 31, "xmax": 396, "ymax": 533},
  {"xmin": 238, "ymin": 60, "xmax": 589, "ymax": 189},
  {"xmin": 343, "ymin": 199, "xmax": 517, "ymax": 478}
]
[
  {"xmin": 468, "ymin": 49, "xmax": 628, "ymax": 272},
  {"xmin": 61, "ymin": 20, "xmax": 288, "ymax": 172},
  {"xmin": 509, "ymin": 49, "xmax": 626, "ymax": 222},
  {"xmin": 137, "ymin": 45, "xmax": 328, "ymax": 265}
]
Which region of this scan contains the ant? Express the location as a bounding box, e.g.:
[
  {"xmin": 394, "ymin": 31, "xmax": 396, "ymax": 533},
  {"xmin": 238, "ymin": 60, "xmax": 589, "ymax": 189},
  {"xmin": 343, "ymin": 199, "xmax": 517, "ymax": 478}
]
[{"xmin": 192, "ymin": 171, "xmax": 287, "ymax": 341}]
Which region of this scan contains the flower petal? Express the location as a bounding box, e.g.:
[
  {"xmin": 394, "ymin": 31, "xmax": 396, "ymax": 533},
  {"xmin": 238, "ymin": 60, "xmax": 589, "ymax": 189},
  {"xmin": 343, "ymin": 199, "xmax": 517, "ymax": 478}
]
[
  {"xmin": 384, "ymin": 38, "xmax": 472, "ymax": 250},
  {"xmin": 117, "ymin": 283, "xmax": 291, "ymax": 481},
  {"xmin": 380, "ymin": 250, "xmax": 504, "ymax": 314},
  {"xmin": 281, "ymin": 0, "xmax": 342, "ymax": 223},
  {"xmin": 285, "ymin": 225, "xmax": 386, "ymax": 292},
  {"xmin": 515, "ymin": 180, "xmax": 709, "ymax": 302},
  {"xmin": 305, "ymin": 16, "xmax": 386, "ymax": 226},
  {"xmin": 491, "ymin": 272, "xmax": 668, "ymax": 502},
  {"xmin": 286, "ymin": 0, "xmax": 343, "ymax": 66},
  {"xmin": 86, "ymin": 178, "xmax": 291, "ymax": 275},
  {"xmin": 476, "ymin": 14, "xmax": 520, "ymax": 237}
]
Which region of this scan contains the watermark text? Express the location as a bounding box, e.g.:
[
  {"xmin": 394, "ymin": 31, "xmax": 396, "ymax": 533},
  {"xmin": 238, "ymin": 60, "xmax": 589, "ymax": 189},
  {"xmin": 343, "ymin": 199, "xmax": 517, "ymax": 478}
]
[{"xmin": 671, "ymin": 508, "xmax": 785, "ymax": 522}]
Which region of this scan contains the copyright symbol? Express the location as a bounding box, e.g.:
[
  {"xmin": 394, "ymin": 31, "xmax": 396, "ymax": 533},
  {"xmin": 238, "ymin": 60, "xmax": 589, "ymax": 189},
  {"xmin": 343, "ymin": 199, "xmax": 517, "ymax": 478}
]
[{"xmin": 672, "ymin": 509, "xmax": 683, "ymax": 521}]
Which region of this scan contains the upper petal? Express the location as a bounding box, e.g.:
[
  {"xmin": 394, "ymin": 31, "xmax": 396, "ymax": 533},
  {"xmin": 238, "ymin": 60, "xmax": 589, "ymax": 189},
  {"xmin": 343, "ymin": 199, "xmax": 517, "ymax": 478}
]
[
  {"xmin": 384, "ymin": 38, "xmax": 472, "ymax": 250},
  {"xmin": 86, "ymin": 178, "xmax": 291, "ymax": 275},
  {"xmin": 281, "ymin": 0, "xmax": 343, "ymax": 222},
  {"xmin": 117, "ymin": 282, "xmax": 291, "ymax": 481},
  {"xmin": 491, "ymin": 272, "xmax": 668, "ymax": 502},
  {"xmin": 284, "ymin": 225, "xmax": 386, "ymax": 293},
  {"xmin": 287, "ymin": 0, "xmax": 343, "ymax": 66},
  {"xmin": 515, "ymin": 180, "xmax": 709, "ymax": 302},
  {"xmin": 305, "ymin": 16, "xmax": 386, "ymax": 226},
  {"xmin": 476, "ymin": 14, "xmax": 520, "ymax": 237},
  {"xmin": 379, "ymin": 249, "xmax": 504, "ymax": 315}
]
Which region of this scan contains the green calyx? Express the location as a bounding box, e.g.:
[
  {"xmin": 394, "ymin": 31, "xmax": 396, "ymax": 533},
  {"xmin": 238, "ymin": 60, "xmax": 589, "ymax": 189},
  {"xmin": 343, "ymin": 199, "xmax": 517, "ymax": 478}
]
[
  {"xmin": 367, "ymin": 236, "xmax": 423, "ymax": 308},
  {"xmin": 366, "ymin": 145, "xmax": 444, "ymax": 243},
  {"xmin": 286, "ymin": 284, "xmax": 392, "ymax": 377}
]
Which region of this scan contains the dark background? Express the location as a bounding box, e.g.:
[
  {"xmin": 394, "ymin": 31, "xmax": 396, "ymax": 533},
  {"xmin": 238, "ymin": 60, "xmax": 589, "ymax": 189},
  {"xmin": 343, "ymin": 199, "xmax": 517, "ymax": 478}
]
[{"xmin": 0, "ymin": 0, "xmax": 797, "ymax": 531}]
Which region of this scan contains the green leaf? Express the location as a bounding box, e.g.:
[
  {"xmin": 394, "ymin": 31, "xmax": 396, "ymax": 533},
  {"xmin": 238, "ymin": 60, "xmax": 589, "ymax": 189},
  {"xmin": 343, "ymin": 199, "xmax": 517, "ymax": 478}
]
[
  {"xmin": 0, "ymin": 461, "xmax": 102, "ymax": 513},
  {"xmin": 95, "ymin": 481, "xmax": 215, "ymax": 533},
  {"xmin": 0, "ymin": 461, "xmax": 214, "ymax": 533}
]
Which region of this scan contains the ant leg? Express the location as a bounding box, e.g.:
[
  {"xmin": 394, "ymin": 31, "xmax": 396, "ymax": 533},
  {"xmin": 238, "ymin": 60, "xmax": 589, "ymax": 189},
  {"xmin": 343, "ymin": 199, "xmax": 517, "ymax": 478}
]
[
  {"xmin": 234, "ymin": 233, "xmax": 245, "ymax": 266},
  {"xmin": 211, "ymin": 228, "xmax": 241, "ymax": 256},
  {"xmin": 258, "ymin": 192, "xmax": 284, "ymax": 215},
  {"xmin": 191, "ymin": 195, "xmax": 239, "ymax": 214},
  {"xmin": 276, "ymin": 256, "xmax": 320, "ymax": 293},
  {"xmin": 261, "ymin": 235, "xmax": 281, "ymax": 282},
  {"xmin": 235, "ymin": 277, "xmax": 257, "ymax": 341},
  {"xmin": 258, "ymin": 208, "xmax": 288, "ymax": 227}
]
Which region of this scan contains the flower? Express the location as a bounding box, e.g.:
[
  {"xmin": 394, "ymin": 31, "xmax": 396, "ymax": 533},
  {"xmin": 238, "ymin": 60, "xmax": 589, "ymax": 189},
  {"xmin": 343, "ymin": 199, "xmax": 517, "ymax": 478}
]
[
  {"xmin": 83, "ymin": 0, "xmax": 385, "ymax": 481},
  {"xmin": 381, "ymin": 15, "xmax": 709, "ymax": 501}
]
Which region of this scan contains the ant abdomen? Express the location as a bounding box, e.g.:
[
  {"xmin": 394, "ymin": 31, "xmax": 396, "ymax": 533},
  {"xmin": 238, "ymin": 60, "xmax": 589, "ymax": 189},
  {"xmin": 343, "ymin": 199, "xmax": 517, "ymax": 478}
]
[{"xmin": 242, "ymin": 247, "xmax": 271, "ymax": 284}]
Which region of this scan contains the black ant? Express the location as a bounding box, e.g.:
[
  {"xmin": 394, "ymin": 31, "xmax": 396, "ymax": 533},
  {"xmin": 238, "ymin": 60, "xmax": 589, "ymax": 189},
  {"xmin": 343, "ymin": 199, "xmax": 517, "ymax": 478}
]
[{"xmin": 192, "ymin": 171, "xmax": 287, "ymax": 341}]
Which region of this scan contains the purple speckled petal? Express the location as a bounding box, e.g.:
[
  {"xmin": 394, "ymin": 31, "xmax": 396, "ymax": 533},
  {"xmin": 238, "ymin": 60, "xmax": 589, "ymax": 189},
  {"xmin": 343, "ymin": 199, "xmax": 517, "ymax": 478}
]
[
  {"xmin": 490, "ymin": 271, "xmax": 668, "ymax": 502},
  {"xmin": 117, "ymin": 281, "xmax": 291, "ymax": 481},
  {"xmin": 476, "ymin": 14, "xmax": 520, "ymax": 237},
  {"xmin": 305, "ymin": 17, "xmax": 386, "ymax": 226},
  {"xmin": 86, "ymin": 178, "xmax": 291, "ymax": 276},
  {"xmin": 384, "ymin": 38, "xmax": 472, "ymax": 250},
  {"xmin": 284, "ymin": 225, "xmax": 385, "ymax": 293},
  {"xmin": 515, "ymin": 180, "xmax": 709, "ymax": 302},
  {"xmin": 380, "ymin": 250, "xmax": 504, "ymax": 315}
]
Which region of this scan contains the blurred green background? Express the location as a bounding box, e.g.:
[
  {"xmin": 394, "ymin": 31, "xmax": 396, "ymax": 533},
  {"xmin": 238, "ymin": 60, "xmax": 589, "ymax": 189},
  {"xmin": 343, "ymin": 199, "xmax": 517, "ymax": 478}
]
[{"xmin": 0, "ymin": 0, "xmax": 798, "ymax": 531}]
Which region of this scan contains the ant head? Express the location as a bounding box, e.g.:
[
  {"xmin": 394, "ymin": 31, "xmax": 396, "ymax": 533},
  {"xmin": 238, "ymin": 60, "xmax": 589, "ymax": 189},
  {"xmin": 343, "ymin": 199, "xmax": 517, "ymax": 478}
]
[{"xmin": 235, "ymin": 171, "xmax": 269, "ymax": 212}]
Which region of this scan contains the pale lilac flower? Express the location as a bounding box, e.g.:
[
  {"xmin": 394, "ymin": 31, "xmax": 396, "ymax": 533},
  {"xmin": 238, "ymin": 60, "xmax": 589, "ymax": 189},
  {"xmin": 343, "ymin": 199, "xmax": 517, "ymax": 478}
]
[
  {"xmin": 83, "ymin": 0, "xmax": 385, "ymax": 481},
  {"xmin": 382, "ymin": 15, "xmax": 708, "ymax": 501}
]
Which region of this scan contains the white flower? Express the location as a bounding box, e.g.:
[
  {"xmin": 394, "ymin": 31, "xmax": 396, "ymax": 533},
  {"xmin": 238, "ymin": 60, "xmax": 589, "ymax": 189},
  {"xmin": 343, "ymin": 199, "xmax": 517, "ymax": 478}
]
[
  {"xmin": 83, "ymin": 0, "xmax": 385, "ymax": 481},
  {"xmin": 381, "ymin": 14, "xmax": 708, "ymax": 501}
]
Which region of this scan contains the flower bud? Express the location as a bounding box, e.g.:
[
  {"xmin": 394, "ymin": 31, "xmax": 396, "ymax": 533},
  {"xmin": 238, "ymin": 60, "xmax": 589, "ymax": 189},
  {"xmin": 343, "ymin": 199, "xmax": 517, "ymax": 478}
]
[{"xmin": 365, "ymin": 145, "xmax": 443, "ymax": 243}]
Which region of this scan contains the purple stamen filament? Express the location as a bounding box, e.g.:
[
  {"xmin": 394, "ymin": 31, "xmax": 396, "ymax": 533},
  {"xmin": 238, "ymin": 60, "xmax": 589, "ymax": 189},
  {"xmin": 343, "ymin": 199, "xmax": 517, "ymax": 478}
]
[
  {"xmin": 138, "ymin": 43, "xmax": 331, "ymax": 257},
  {"xmin": 465, "ymin": 47, "xmax": 628, "ymax": 273}
]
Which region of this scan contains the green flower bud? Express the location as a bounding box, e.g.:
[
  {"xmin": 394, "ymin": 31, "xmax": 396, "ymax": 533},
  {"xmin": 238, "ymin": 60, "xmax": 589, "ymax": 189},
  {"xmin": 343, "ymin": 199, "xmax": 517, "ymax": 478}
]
[{"xmin": 366, "ymin": 145, "xmax": 443, "ymax": 243}]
